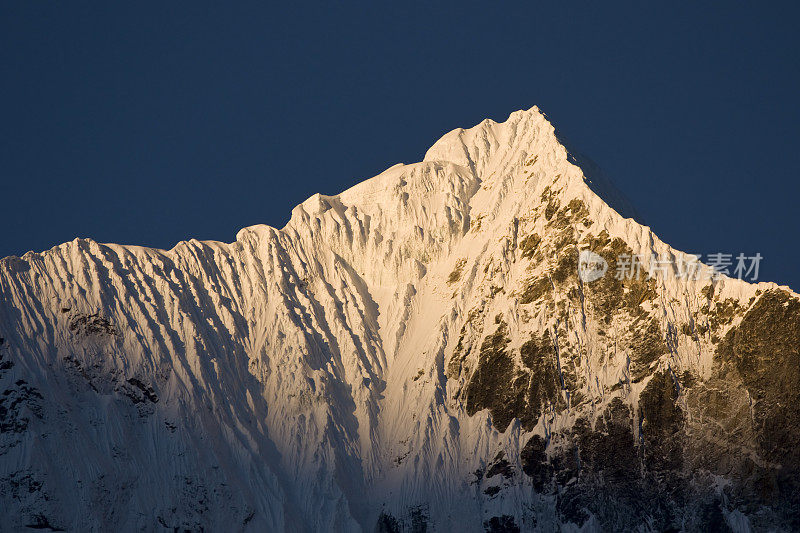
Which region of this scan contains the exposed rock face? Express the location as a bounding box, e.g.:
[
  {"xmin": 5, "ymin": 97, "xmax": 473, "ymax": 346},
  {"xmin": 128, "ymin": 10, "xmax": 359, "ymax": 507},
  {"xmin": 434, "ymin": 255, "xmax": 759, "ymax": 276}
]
[{"xmin": 0, "ymin": 107, "xmax": 797, "ymax": 531}]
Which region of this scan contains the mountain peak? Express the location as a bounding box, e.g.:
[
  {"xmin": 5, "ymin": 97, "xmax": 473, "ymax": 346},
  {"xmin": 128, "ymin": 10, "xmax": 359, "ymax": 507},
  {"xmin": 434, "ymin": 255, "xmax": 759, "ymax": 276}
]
[
  {"xmin": 1, "ymin": 107, "xmax": 798, "ymax": 531},
  {"xmin": 423, "ymin": 105, "xmax": 555, "ymax": 175}
]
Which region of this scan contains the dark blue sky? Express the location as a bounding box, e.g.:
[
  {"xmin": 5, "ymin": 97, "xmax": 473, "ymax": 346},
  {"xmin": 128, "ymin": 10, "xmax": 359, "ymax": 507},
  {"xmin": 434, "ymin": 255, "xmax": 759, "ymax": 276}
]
[{"xmin": 2, "ymin": 3, "xmax": 799, "ymax": 289}]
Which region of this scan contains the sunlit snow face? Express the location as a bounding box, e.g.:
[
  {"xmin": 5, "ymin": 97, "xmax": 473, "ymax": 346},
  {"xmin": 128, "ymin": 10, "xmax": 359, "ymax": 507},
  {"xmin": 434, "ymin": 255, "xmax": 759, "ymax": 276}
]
[{"xmin": 578, "ymin": 250, "xmax": 608, "ymax": 283}]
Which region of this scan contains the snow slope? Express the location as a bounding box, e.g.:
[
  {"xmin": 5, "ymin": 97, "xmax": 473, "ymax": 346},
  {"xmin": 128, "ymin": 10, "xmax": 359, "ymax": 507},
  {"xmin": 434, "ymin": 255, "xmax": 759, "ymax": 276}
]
[{"xmin": 1, "ymin": 107, "xmax": 798, "ymax": 531}]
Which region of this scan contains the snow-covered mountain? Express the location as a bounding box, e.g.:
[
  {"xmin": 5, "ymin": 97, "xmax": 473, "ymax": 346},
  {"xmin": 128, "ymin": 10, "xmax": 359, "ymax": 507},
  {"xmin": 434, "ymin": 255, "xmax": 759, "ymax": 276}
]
[{"xmin": 1, "ymin": 107, "xmax": 798, "ymax": 532}]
